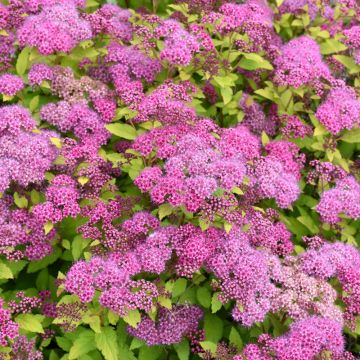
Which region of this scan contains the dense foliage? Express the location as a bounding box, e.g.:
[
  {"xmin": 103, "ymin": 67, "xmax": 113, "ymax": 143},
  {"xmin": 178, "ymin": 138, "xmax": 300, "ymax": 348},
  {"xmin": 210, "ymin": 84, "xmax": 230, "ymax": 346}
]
[{"xmin": 0, "ymin": 0, "xmax": 359, "ymax": 359}]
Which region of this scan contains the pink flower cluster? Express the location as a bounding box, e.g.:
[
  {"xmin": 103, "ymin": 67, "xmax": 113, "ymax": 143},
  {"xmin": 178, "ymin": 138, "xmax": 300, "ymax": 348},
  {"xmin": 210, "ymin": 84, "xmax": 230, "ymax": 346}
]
[
  {"xmin": 85, "ymin": 4, "xmax": 132, "ymax": 41},
  {"xmin": 0, "ymin": 73, "xmax": 24, "ymax": 96},
  {"xmin": 239, "ymin": 94, "xmax": 277, "ymax": 136},
  {"xmin": 65, "ymin": 255, "xmax": 159, "ymax": 314},
  {"xmin": 274, "ymin": 36, "xmax": 331, "ymax": 88},
  {"xmin": 203, "ymin": 1, "xmax": 277, "ymax": 53},
  {"xmin": 127, "ymin": 305, "xmax": 203, "ymax": 345},
  {"xmin": 0, "ymin": 298, "xmax": 19, "ymax": 347},
  {"xmin": 315, "ymin": 86, "xmax": 360, "ymax": 134},
  {"xmin": 206, "ymin": 227, "xmax": 277, "ymax": 326},
  {"xmin": 17, "ymin": 2, "xmax": 92, "ymax": 55},
  {"xmin": 0, "ymin": 196, "xmax": 55, "ymax": 260},
  {"xmin": 243, "ymin": 317, "xmax": 349, "ymax": 360},
  {"xmin": 249, "ymin": 157, "xmax": 300, "ymax": 208},
  {"xmin": 155, "ymin": 20, "xmax": 200, "ymax": 66},
  {"xmin": 32, "ymin": 175, "xmax": 80, "ymax": 223},
  {"xmin": 0, "ymin": 105, "xmax": 58, "ymax": 192},
  {"xmin": 316, "ymin": 176, "xmax": 360, "ymax": 223}
]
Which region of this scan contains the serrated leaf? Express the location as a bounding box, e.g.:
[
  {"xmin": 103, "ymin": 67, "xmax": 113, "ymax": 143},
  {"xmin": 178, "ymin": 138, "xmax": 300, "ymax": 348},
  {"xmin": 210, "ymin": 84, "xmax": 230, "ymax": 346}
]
[
  {"xmin": 229, "ymin": 327, "xmax": 243, "ymax": 351},
  {"xmin": 320, "ymin": 39, "xmax": 347, "ymax": 55},
  {"xmin": 261, "ymin": 131, "xmax": 270, "ymax": 146},
  {"xmin": 158, "ymin": 296, "xmax": 172, "ymax": 309},
  {"xmin": 138, "ymin": 346, "xmax": 163, "ymax": 360},
  {"xmin": 16, "ymin": 47, "xmax": 30, "ymax": 75},
  {"xmin": 232, "ymin": 187, "xmax": 244, "ymax": 195},
  {"xmin": 200, "ymin": 341, "xmax": 217, "ymax": 355},
  {"xmin": 174, "ymin": 339, "xmax": 190, "ymax": 360},
  {"xmin": 44, "ymin": 221, "xmax": 53, "ymax": 235},
  {"xmin": 95, "ymin": 327, "xmax": 119, "ymax": 360},
  {"xmin": 340, "ymin": 128, "xmax": 360, "ymax": 143},
  {"xmin": 105, "ymin": 123, "xmax": 137, "ymax": 140},
  {"xmin": 211, "ymin": 293, "xmax": 222, "ymax": 313},
  {"xmin": 16, "ymin": 314, "xmax": 44, "ymax": 333},
  {"xmin": 224, "ymin": 222, "xmax": 233, "ymax": 234},
  {"xmin": 123, "ymin": 309, "xmax": 141, "ymax": 328},
  {"xmin": 196, "ymin": 287, "xmax": 211, "ymax": 308},
  {"xmin": 56, "ymin": 337, "xmax": 72, "ymax": 352},
  {"xmin": 172, "ymin": 278, "xmax": 187, "ymax": 297},
  {"xmin": 13, "ymin": 192, "xmax": 28, "ymax": 209},
  {"xmin": 204, "ymin": 314, "xmax": 223, "ymax": 343},
  {"xmin": 238, "ymin": 53, "xmax": 273, "ymax": 71},
  {"xmin": 0, "ymin": 262, "xmax": 13, "ymax": 279},
  {"xmin": 69, "ymin": 331, "xmax": 96, "ymax": 359},
  {"xmin": 220, "ymin": 87, "xmax": 232, "ymax": 105},
  {"xmin": 158, "ymin": 203, "xmax": 173, "ymax": 220}
]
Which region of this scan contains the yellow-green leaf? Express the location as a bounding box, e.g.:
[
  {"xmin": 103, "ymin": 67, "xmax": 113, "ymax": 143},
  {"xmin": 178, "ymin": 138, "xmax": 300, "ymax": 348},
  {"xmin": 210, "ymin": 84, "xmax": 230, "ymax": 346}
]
[
  {"xmin": 105, "ymin": 123, "xmax": 137, "ymax": 140},
  {"xmin": 123, "ymin": 309, "xmax": 141, "ymax": 328}
]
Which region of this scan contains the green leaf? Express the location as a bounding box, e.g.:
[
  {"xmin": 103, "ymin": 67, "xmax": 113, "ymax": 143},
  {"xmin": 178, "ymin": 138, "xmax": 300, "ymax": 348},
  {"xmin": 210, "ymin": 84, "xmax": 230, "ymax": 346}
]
[
  {"xmin": 158, "ymin": 203, "xmax": 173, "ymax": 220},
  {"xmin": 44, "ymin": 221, "xmax": 54, "ymax": 235},
  {"xmin": 224, "ymin": 222, "xmax": 233, "ymax": 234},
  {"xmin": 334, "ymin": 55, "xmax": 360, "ymax": 74},
  {"xmin": 220, "ymin": 87, "xmax": 233, "ymax": 105},
  {"xmin": 13, "ymin": 192, "xmax": 28, "ymax": 208},
  {"xmin": 158, "ymin": 296, "xmax": 172, "ymax": 309},
  {"xmin": 16, "ymin": 47, "xmax": 31, "ymax": 75},
  {"xmin": 27, "ymin": 246, "xmax": 62, "ymax": 273},
  {"xmin": 105, "ymin": 123, "xmax": 137, "ymax": 140},
  {"xmin": 196, "ymin": 287, "xmax": 211, "ymax": 308},
  {"xmin": 238, "ymin": 53, "xmax": 273, "ymax": 71},
  {"xmin": 69, "ymin": 331, "xmax": 96, "ymax": 359},
  {"xmin": 320, "ymin": 39, "xmax": 347, "ymax": 55},
  {"xmin": 261, "ymin": 131, "xmax": 270, "ymax": 146},
  {"xmin": 172, "ymin": 278, "xmax": 187, "ymax": 297},
  {"xmin": 72, "ymin": 236, "xmax": 90, "ymax": 260},
  {"xmin": 340, "ymin": 128, "xmax": 360, "ymax": 143},
  {"xmin": 16, "ymin": 314, "xmax": 44, "ymax": 333},
  {"xmin": 229, "ymin": 327, "xmax": 243, "ymax": 351},
  {"xmin": 0, "ymin": 262, "xmax": 13, "ymax": 279},
  {"xmin": 56, "ymin": 337, "xmax": 72, "ymax": 352},
  {"xmin": 83, "ymin": 314, "xmax": 101, "ymax": 333},
  {"xmin": 200, "ymin": 341, "xmax": 217, "ymax": 355},
  {"xmin": 138, "ymin": 346, "xmax": 162, "ymax": 360},
  {"xmin": 174, "ymin": 339, "xmax": 190, "ymax": 360},
  {"xmin": 123, "ymin": 309, "xmax": 141, "ymax": 328},
  {"xmin": 95, "ymin": 327, "xmax": 119, "ymax": 360},
  {"xmin": 204, "ymin": 314, "xmax": 223, "ymax": 342},
  {"xmin": 211, "ymin": 293, "xmax": 222, "ymax": 313}
]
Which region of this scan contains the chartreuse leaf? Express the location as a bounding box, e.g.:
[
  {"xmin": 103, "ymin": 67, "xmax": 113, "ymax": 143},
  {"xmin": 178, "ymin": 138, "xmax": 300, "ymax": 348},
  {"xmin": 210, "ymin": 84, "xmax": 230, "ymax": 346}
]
[
  {"xmin": 16, "ymin": 314, "xmax": 44, "ymax": 333},
  {"xmin": 320, "ymin": 38, "xmax": 347, "ymax": 55},
  {"xmin": 0, "ymin": 262, "xmax": 13, "ymax": 279},
  {"xmin": 123, "ymin": 309, "xmax": 141, "ymax": 328},
  {"xmin": 204, "ymin": 314, "xmax": 224, "ymax": 342},
  {"xmin": 229, "ymin": 327, "xmax": 243, "ymax": 351},
  {"xmin": 200, "ymin": 341, "xmax": 217, "ymax": 355},
  {"xmin": 158, "ymin": 203, "xmax": 173, "ymax": 220},
  {"xmin": 340, "ymin": 128, "xmax": 360, "ymax": 143},
  {"xmin": 238, "ymin": 53, "xmax": 273, "ymax": 70},
  {"xmin": 16, "ymin": 47, "xmax": 31, "ymax": 75},
  {"xmin": 138, "ymin": 346, "xmax": 163, "ymax": 360},
  {"xmin": 105, "ymin": 123, "xmax": 137, "ymax": 140},
  {"xmin": 174, "ymin": 339, "xmax": 190, "ymax": 360},
  {"xmin": 13, "ymin": 192, "xmax": 28, "ymax": 208},
  {"xmin": 211, "ymin": 293, "xmax": 222, "ymax": 313},
  {"xmin": 220, "ymin": 87, "xmax": 233, "ymax": 105},
  {"xmin": 172, "ymin": 278, "xmax": 187, "ymax": 297},
  {"xmin": 95, "ymin": 327, "xmax": 119, "ymax": 360},
  {"xmin": 196, "ymin": 287, "xmax": 211, "ymax": 308},
  {"xmin": 69, "ymin": 330, "xmax": 96, "ymax": 359}
]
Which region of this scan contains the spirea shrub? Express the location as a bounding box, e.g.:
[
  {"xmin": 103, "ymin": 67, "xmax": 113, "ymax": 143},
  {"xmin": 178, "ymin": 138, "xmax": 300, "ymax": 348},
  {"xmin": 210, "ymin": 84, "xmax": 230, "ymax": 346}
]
[{"xmin": 0, "ymin": 0, "xmax": 359, "ymax": 359}]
